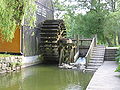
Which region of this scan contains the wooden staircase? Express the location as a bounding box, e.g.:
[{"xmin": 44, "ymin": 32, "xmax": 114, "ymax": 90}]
[
  {"xmin": 39, "ymin": 20, "xmax": 66, "ymax": 63},
  {"xmin": 86, "ymin": 45, "xmax": 105, "ymax": 71}
]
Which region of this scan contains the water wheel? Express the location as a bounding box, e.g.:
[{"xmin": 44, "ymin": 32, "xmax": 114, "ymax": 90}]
[{"xmin": 39, "ymin": 20, "xmax": 66, "ymax": 63}]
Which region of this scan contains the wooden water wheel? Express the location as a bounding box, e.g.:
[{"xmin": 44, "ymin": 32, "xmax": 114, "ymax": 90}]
[{"xmin": 39, "ymin": 20, "xmax": 66, "ymax": 63}]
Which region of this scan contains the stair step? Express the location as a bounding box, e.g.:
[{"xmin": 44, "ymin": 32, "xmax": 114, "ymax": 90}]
[
  {"xmin": 93, "ymin": 51, "xmax": 105, "ymax": 52},
  {"xmin": 93, "ymin": 50, "xmax": 105, "ymax": 51},
  {"xmin": 89, "ymin": 60, "xmax": 103, "ymax": 63},
  {"xmin": 94, "ymin": 50, "xmax": 105, "ymax": 51},
  {"xmin": 90, "ymin": 59, "xmax": 104, "ymax": 61},
  {"xmin": 92, "ymin": 52, "xmax": 105, "ymax": 53},
  {"xmin": 92, "ymin": 56, "xmax": 104, "ymax": 57},
  {"xmin": 92, "ymin": 56, "xmax": 104, "ymax": 59},
  {"xmin": 85, "ymin": 68, "xmax": 96, "ymax": 72},
  {"xmin": 105, "ymin": 55, "xmax": 116, "ymax": 57},
  {"xmin": 92, "ymin": 51, "xmax": 105, "ymax": 53},
  {"xmin": 40, "ymin": 29, "xmax": 59, "ymax": 31},
  {"xmin": 39, "ymin": 46, "xmax": 58, "ymax": 48},
  {"xmin": 105, "ymin": 57, "xmax": 115, "ymax": 60},
  {"xmin": 88, "ymin": 63, "xmax": 102, "ymax": 66},
  {"xmin": 92, "ymin": 53, "xmax": 105, "ymax": 55},
  {"xmin": 92, "ymin": 54, "xmax": 105, "ymax": 56},
  {"xmin": 105, "ymin": 52, "xmax": 117, "ymax": 55},
  {"xmin": 92, "ymin": 50, "xmax": 105, "ymax": 52},
  {"xmin": 40, "ymin": 43, "xmax": 57, "ymax": 45},
  {"xmin": 94, "ymin": 47, "xmax": 105, "ymax": 48},
  {"xmin": 40, "ymin": 33, "xmax": 58, "ymax": 34},
  {"xmin": 96, "ymin": 45, "xmax": 105, "ymax": 47},
  {"xmin": 91, "ymin": 57, "xmax": 104, "ymax": 59},
  {"xmin": 86, "ymin": 66, "xmax": 100, "ymax": 69}
]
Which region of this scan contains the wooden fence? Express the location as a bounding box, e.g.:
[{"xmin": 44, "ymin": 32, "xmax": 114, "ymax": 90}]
[{"xmin": 73, "ymin": 39, "xmax": 93, "ymax": 62}]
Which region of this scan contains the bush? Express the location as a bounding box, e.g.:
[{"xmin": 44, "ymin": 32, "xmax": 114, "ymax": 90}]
[
  {"xmin": 115, "ymin": 48, "xmax": 120, "ymax": 72},
  {"xmin": 115, "ymin": 64, "xmax": 120, "ymax": 72},
  {"xmin": 116, "ymin": 49, "xmax": 120, "ymax": 62}
]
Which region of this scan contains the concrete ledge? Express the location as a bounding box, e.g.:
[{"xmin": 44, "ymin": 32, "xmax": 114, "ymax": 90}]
[{"xmin": 22, "ymin": 55, "xmax": 41, "ymax": 68}]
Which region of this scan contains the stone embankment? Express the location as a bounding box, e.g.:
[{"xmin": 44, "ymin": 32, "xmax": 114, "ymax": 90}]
[{"xmin": 0, "ymin": 56, "xmax": 23, "ymax": 73}]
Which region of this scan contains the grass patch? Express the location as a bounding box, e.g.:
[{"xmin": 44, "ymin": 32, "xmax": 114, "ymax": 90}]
[{"xmin": 0, "ymin": 54, "xmax": 16, "ymax": 57}]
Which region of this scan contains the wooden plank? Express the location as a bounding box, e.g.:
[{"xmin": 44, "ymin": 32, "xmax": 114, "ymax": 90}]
[{"xmin": 0, "ymin": 26, "xmax": 21, "ymax": 53}]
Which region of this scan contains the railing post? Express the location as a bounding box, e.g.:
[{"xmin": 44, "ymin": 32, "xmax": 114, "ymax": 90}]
[
  {"xmin": 85, "ymin": 57, "xmax": 88, "ymax": 68},
  {"xmin": 77, "ymin": 34, "xmax": 80, "ymax": 51},
  {"xmin": 94, "ymin": 34, "xmax": 97, "ymax": 46}
]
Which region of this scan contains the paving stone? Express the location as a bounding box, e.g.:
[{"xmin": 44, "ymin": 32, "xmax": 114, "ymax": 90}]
[{"xmin": 86, "ymin": 61, "xmax": 120, "ymax": 90}]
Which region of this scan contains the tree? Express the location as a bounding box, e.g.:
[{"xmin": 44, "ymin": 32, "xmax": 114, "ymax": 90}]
[
  {"xmin": 54, "ymin": 0, "xmax": 120, "ymax": 46},
  {"xmin": 0, "ymin": 0, "xmax": 36, "ymax": 41}
]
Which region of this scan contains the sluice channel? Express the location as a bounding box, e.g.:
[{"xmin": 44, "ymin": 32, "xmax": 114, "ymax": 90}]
[{"xmin": 0, "ymin": 65, "xmax": 93, "ymax": 90}]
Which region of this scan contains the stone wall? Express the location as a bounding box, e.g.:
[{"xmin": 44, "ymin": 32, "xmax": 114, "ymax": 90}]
[
  {"xmin": 0, "ymin": 55, "xmax": 41, "ymax": 74},
  {"xmin": 0, "ymin": 56, "xmax": 23, "ymax": 74}
]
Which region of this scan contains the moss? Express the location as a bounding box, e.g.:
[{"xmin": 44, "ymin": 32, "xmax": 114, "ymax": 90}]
[
  {"xmin": 38, "ymin": 54, "xmax": 44, "ymax": 62},
  {"xmin": 16, "ymin": 62, "xmax": 22, "ymax": 66}
]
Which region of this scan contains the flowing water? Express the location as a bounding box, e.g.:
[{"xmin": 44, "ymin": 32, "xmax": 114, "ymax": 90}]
[{"xmin": 0, "ymin": 65, "xmax": 93, "ymax": 90}]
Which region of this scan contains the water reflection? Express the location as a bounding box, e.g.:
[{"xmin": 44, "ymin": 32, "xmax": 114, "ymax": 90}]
[{"xmin": 0, "ymin": 65, "xmax": 93, "ymax": 90}]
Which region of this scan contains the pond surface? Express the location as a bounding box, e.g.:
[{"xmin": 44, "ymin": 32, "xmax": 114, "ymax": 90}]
[{"xmin": 0, "ymin": 65, "xmax": 93, "ymax": 90}]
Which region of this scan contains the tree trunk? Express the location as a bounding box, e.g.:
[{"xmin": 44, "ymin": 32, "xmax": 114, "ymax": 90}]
[
  {"xmin": 106, "ymin": 37, "xmax": 113, "ymax": 46},
  {"xmin": 114, "ymin": 32, "xmax": 117, "ymax": 46},
  {"xmin": 118, "ymin": 32, "xmax": 120, "ymax": 45}
]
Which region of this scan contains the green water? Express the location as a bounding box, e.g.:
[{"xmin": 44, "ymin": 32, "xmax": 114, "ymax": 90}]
[{"xmin": 0, "ymin": 65, "xmax": 93, "ymax": 90}]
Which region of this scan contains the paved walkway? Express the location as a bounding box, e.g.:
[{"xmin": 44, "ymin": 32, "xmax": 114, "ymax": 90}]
[{"xmin": 86, "ymin": 61, "xmax": 120, "ymax": 90}]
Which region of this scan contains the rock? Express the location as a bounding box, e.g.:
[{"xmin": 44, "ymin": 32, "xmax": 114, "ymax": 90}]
[
  {"xmin": 0, "ymin": 63, "xmax": 2, "ymax": 69},
  {"xmin": 72, "ymin": 66, "xmax": 77, "ymax": 69},
  {"xmin": 0, "ymin": 56, "xmax": 24, "ymax": 73},
  {"xmin": 59, "ymin": 63, "xmax": 73, "ymax": 69},
  {"xmin": 2, "ymin": 63, "xmax": 7, "ymax": 70}
]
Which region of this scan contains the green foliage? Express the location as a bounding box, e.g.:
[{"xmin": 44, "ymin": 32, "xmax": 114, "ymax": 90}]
[
  {"xmin": 54, "ymin": 0, "xmax": 120, "ymax": 46},
  {"xmin": 0, "ymin": 54, "xmax": 16, "ymax": 57},
  {"xmin": 115, "ymin": 64, "xmax": 120, "ymax": 72},
  {"xmin": 0, "ymin": 0, "xmax": 36, "ymax": 41},
  {"xmin": 63, "ymin": 0, "xmax": 106, "ymax": 39},
  {"xmin": 81, "ymin": 10, "xmax": 105, "ymax": 37},
  {"xmin": 115, "ymin": 48, "xmax": 120, "ymax": 72}
]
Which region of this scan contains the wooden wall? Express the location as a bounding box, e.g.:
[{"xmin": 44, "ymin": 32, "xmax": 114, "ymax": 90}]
[
  {"xmin": 0, "ymin": 27, "xmax": 21, "ymax": 53},
  {"xmin": 0, "ymin": 0, "xmax": 53, "ymax": 56},
  {"xmin": 23, "ymin": 0, "xmax": 54, "ymax": 56}
]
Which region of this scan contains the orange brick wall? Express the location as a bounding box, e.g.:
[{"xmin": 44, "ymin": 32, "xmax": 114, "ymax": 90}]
[{"xmin": 0, "ymin": 27, "xmax": 21, "ymax": 53}]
